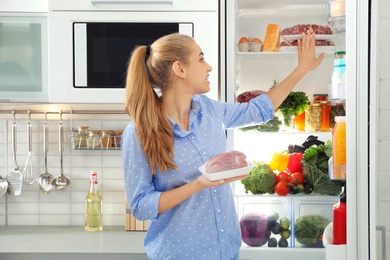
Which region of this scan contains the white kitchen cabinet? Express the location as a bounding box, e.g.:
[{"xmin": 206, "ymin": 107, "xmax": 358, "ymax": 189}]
[
  {"xmin": 49, "ymin": 0, "xmax": 217, "ymax": 12},
  {"xmin": 0, "ymin": 0, "xmax": 48, "ymax": 102}
]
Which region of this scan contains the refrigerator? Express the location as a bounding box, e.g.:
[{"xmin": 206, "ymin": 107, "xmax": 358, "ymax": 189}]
[{"xmin": 219, "ymin": 0, "xmax": 375, "ymax": 259}]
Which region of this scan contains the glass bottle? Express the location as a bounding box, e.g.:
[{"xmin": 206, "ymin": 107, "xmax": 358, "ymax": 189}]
[
  {"xmin": 329, "ymin": 51, "xmax": 346, "ymax": 101},
  {"xmin": 85, "ymin": 171, "xmax": 103, "ymax": 232},
  {"xmin": 332, "ymin": 116, "xmax": 346, "ymax": 179}
]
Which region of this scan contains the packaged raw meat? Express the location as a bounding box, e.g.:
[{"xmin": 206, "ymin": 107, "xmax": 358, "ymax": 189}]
[
  {"xmin": 205, "ymin": 151, "xmax": 248, "ymax": 174},
  {"xmin": 237, "ymin": 90, "xmax": 266, "ymax": 103},
  {"xmin": 280, "ymin": 40, "xmax": 335, "ymax": 47},
  {"xmin": 281, "ymin": 24, "xmax": 333, "ymax": 36}
]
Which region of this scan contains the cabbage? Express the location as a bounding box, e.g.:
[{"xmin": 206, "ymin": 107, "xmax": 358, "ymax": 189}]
[{"xmin": 240, "ymin": 212, "xmax": 271, "ymax": 247}]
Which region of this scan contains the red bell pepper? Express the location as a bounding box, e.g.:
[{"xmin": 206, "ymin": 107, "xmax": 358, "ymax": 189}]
[{"xmin": 286, "ymin": 152, "xmax": 304, "ymax": 173}]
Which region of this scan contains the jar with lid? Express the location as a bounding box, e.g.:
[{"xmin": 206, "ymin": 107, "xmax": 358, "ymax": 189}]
[
  {"xmin": 294, "ymin": 112, "xmax": 305, "ymax": 131},
  {"xmin": 330, "ymin": 102, "xmax": 346, "ymax": 129},
  {"xmin": 101, "ymin": 131, "xmax": 113, "ymax": 149},
  {"xmin": 320, "ymin": 101, "xmax": 332, "ymax": 131},
  {"xmin": 313, "ymin": 94, "xmax": 328, "ymax": 103},
  {"xmin": 329, "ymin": 51, "xmax": 346, "ymax": 101},
  {"xmin": 113, "ymin": 130, "xmax": 123, "ymax": 149},
  {"xmin": 75, "ymin": 126, "xmax": 89, "ymax": 149},
  {"xmin": 87, "ymin": 130, "xmax": 101, "ymax": 149},
  {"xmin": 305, "ymin": 103, "xmax": 321, "ymax": 132}
]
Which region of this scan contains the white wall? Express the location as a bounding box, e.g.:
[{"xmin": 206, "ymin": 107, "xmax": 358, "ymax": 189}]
[{"xmin": 0, "ymin": 118, "xmax": 129, "ymax": 226}]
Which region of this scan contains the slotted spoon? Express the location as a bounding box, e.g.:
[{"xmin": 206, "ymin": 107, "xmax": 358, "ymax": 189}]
[{"xmin": 7, "ymin": 111, "xmax": 23, "ymax": 196}]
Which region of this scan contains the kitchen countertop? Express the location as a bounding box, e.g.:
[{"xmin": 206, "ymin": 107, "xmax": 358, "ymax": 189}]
[{"xmin": 0, "ymin": 226, "xmax": 326, "ymax": 260}]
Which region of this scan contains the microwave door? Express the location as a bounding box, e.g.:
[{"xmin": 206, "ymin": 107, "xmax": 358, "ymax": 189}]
[{"xmin": 73, "ymin": 22, "xmax": 193, "ymax": 89}]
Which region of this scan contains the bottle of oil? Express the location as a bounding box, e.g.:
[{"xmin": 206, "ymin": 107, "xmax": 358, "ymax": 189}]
[{"xmin": 85, "ymin": 171, "xmax": 103, "ymax": 232}]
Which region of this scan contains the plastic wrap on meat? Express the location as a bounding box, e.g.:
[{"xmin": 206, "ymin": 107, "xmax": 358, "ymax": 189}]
[
  {"xmin": 205, "ymin": 151, "xmax": 248, "ymax": 174},
  {"xmin": 281, "ymin": 24, "xmax": 333, "ymax": 36},
  {"xmin": 280, "ymin": 40, "xmax": 335, "ymax": 47},
  {"xmin": 237, "ymin": 90, "xmax": 266, "ymax": 103}
]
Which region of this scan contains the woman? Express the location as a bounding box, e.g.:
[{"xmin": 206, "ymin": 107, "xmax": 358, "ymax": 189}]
[{"xmin": 122, "ymin": 32, "xmax": 324, "ymax": 259}]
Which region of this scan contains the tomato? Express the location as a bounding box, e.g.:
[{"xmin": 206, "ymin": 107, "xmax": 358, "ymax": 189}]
[
  {"xmin": 276, "ymin": 171, "xmax": 291, "ymax": 183},
  {"xmin": 289, "ymin": 172, "xmax": 305, "ymax": 185},
  {"xmin": 275, "ymin": 182, "xmax": 290, "ymax": 196}
]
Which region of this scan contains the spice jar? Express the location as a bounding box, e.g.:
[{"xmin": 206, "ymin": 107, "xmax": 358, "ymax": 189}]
[
  {"xmin": 305, "ymin": 103, "xmax": 321, "ymax": 132},
  {"xmin": 113, "ymin": 130, "xmax": 123, "ymax": 149},
  {"xmin": 75, "ymin": 126, "xmax": 89, "ymax": 148},
  {"xmin": 101, "ymin": 130, "xmax": 113, "ymax": 149},
  {"xmin": 320, "ymin": 101, "xmax": 332, "ymax": 131},
  {"xmin": 87, "ymin": 130, "xmax": 101, "ymax": 149}
]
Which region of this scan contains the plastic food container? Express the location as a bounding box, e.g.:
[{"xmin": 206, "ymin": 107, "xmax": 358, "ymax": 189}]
[{"xmin": 199, "ymin": 161, "xmax": 254, "ymax": 181}]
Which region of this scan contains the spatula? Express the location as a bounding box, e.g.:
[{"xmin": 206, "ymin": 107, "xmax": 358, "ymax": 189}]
[{"xmin": 7, "ymin": 111, "xmax": 23, "ymax": 196}]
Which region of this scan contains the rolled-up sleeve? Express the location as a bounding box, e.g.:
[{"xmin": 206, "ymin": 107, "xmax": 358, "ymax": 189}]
[{"xmin": 121, "ymin": 123, "xmax": 162, "ymax": 220}]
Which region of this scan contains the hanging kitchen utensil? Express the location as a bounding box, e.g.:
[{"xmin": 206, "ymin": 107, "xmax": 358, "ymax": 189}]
[
  {"xmin": 38, "ymin": 112, "xmax": 54, "ymax": 194},
  {"xmin": 23, "ymin": 110, "xmax": 36, "ymax": 185},
  {"xmin": 7, "ymin": 110, "xmax": 23, "ymax": 196},
  {"xmin": 52, "ymin": 111, "xmax": 70, "ymax": 190},
  {"xmin": 0, "ymin": 175, "xmax": 9, "ymax": 197}
]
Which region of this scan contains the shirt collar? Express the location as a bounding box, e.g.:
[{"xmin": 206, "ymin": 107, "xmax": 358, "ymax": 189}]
[{"xmin": 169, "ymin": 96, "xmax": 202, "ymax": 137}]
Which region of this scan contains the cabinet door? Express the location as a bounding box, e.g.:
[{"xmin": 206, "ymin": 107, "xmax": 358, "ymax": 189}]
[{"xmin": 0, "ymin": 15, "xmax": 48, "ymax": 102}]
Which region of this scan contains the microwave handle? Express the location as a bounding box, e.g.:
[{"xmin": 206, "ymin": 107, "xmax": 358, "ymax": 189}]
[{"xmin": 91, "ymin": 0, "xmax": 173, "ymax": 4}]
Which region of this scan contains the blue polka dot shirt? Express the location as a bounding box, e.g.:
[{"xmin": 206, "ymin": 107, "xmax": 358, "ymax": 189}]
[{"xmin": 122, "ymin": 94, "xmax": 274, "ymax": 260}]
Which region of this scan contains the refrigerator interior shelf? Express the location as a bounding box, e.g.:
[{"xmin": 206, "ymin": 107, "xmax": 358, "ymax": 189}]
[{"xmin": 236, "ymin": 52, "xmax": 335, "ymax": 58}]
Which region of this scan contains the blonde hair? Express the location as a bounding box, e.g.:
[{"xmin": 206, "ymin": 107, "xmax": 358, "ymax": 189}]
[{"xmin": 124, "ymin": 33, "xmax": 195, "ymax": 174}]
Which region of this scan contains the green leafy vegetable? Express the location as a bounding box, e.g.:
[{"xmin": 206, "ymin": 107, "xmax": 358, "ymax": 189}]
[
  {"xmin": 277, "ymin": 91, "xmax": 310, "ymax": 126},
  {"xmin": 294, "ymin": 215, "xmax": 330, "ymax": 246},
  {"xmin": 241, "ymin": 162, "xmax": 276, "ymax": 194},
  {"xmin": 301, "ymin": 140, "xmax": 344, "ymax": 195},
  {"xmin": 239, "ymin": 117, "xmax": 282, "ymax": 132}
]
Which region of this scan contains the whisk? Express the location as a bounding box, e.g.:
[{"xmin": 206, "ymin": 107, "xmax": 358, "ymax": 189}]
[{"xmin": 23, "ymin": 110, "xmax": 36, "ymax": 185}]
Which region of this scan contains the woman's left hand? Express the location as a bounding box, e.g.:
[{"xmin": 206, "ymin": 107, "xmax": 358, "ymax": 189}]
[{"xmin": 297, "ymin": 29, "xmax": 325, "ymax": 74}]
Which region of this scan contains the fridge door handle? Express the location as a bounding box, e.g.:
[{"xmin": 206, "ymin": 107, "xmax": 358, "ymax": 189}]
[{"xmin": 91, "ymin": 0, "xmax": 173, "ymax": 4}]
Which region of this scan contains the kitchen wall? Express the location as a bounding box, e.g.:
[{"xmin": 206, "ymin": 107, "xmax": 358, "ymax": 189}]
[
  {"xmin": 0, "ymin": 117, "xmax": 130, "ymax": 226},
  {"xmin": 377, "ymin": 0, "xmax": 390, "ymax": 257}
]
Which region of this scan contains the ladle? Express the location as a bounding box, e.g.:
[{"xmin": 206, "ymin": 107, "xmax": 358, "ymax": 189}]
[
  {"xmin": 38, "ymin": 112, "xmax": 54, "ymax": 194},
  {"xmin": 23, "ymin": 110, "xmax": 36, "ymax": 184},
  {"xmin": 0, "ymin": 175, "xmax": 9, "ymax": 197},
  {"xmin": 52, "ymin": 111, "xmax": 70, "ymax": 190}
]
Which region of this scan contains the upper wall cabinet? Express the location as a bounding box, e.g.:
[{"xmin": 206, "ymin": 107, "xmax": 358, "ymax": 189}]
[
  {"xmin": 0, "ymin": 0, "xmax": 48, "ymax": 102},
  {"xmin": 49, "ymin": 0, "xmax": 217, "ymax": 11}
]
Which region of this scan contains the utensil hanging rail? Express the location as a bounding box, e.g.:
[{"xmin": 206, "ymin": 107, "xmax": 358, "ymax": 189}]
[{"xmin": 0, "ymin": 109, "xmax": 125, "ymax": 115}]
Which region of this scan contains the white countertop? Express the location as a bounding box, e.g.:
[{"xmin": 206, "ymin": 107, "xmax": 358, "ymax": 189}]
[
  {"xmin": 0, "ymin": 226, "xmax": 146, "ymax": 254},
  {"xmin": 0, "ymin": 226, "xmax": 326, "ymax": 260}
]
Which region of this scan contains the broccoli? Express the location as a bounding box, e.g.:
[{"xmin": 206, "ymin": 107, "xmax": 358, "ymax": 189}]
[{"xmin": 241, "ymin": 162, "xmax": 276, "ymax": 194}]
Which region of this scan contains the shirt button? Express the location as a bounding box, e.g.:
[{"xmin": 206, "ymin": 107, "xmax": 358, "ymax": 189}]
[
  {"xmin": 213, "ymin": 190, "xmax": 217, "ymax": 193},
  {"xmin": 220, "ymin": 229, "xmax": 224, "ymax": 232},
  {"xmin": 191, "ymin": 136, "xmax": 195, "ymax": 140},
  {"xmin": 217, "ymin": 209, "xmax": 221, "ymax": 213},
  {"xmin": 202, "ymin": 152, "xmax": 206, "ymax": 155}
]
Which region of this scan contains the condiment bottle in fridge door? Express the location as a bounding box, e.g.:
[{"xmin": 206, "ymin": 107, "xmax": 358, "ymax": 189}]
[
  {"xmin": 329, "ymin": 51, "xmax": 346, "ymax": 101},
  {"xmin": 333, "ymin": 185, "xmax": 347, "ymax": 245},
  {"xmin": 332, "ymin": 116, "xmax": 346, "ymax": 179},
  {"xmin": 85, "ymin": 171, "xmax": 103, "ymax": 232}
]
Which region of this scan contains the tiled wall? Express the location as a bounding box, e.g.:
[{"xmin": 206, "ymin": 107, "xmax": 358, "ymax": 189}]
[
  {"xmin": 0, "ymin": 118, "xmax": 130, "ymax": 226},
  {"xmin": 378, "ymin": 0, "xmax": 390, "ymax": 258}
]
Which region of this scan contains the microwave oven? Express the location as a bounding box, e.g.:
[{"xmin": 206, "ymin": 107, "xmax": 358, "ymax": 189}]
[{"xmin": 49, "ymin": 8, "xmax": 218, "ymax": 103}]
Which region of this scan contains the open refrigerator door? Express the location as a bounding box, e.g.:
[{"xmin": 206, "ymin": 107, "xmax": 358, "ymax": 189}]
[{"xmin": 221, "ymin": 0, "xmax": 353, "ymax": 259}]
